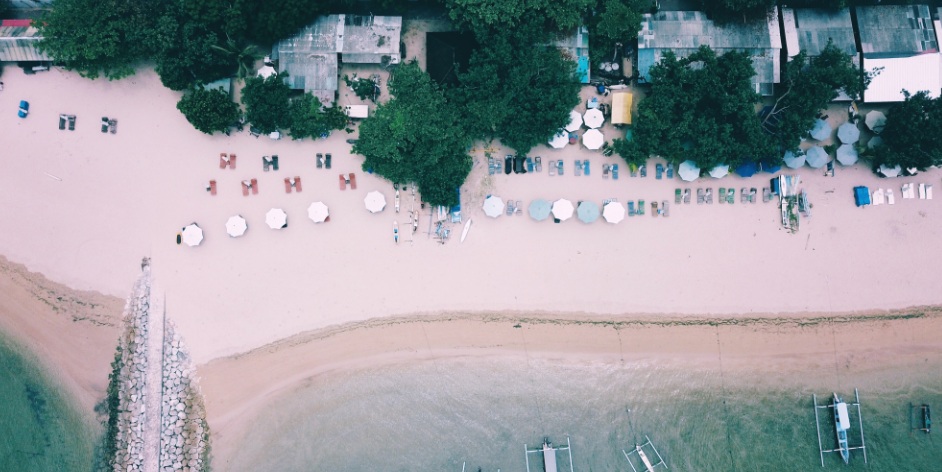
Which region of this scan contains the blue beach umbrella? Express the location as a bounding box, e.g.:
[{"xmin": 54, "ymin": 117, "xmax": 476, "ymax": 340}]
[
  {"xmin": 809, "ymin": 119, "xmax": 832, "ymax": 141},
  {"xmin": 735, "ymin": 161, "xmax": 758, "ymax": 178},
  {"xmin": 837, "ymin": 122, "xmax": 860, "ymax": 144},
  {"xmin": 783, "ymin": 150, "xmax": 805, "ymax": 169},
  {"xmin": 759, "ymin": 159, "xmax": 781, "ymax": 174},
  {"xmin": 805, "ymin": 146, "xmax": 828, "ymax": 169},
  {"xmin": 836, "ymin": 144, "xmax": 859, "ymax": 166},
  {"xmin": 528, "ymin": 199, "xmax": 551, "ymax": 221},
  {"xmin": 577, "ymin": 201, "xmax": 600, "ymax": 223}
]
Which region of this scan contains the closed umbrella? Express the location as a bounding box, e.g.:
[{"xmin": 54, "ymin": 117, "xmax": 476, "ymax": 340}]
[
  {"xmin": 548, "ymin": 130, "xmax": 568, "ymax": 149},
  {"xmin": 783, "ymin": 150, "xmax": 805, "ymax": 169},
  {"xmin": 552, "ymin": 199, "xmax": 574, "ymax": 221},
  {"xmin": 602, "ymin": 201, "xmax": 625, "ymax": 223},
  {"xmin": 809, "ymin": 119, "xmax": 832, "ymax": 141},
  {"xmin": 266, "ymin": 208, "xmax": 287, "ymax": 229},
  {"xmin": 865, "ymin": 111, "xmax": 886, "ymax": 134},
  {"xmin": 582, "ymin": 129, "xmax": 604, "ymax": 150},
  {"xmin": 225, "ymin": 215, "xmax": 247, "ymax": 237},
  {"xmin": 307, "ymin": 202, "xmax": 329, "ymax": 223},
  {"xmin": 678, "ymin": 160, "xmax": 700, "ymax": 181},
  {"xmin": 528, "ymin": 199, "xmax": 551, "ymax": 221},
  {"xmin": 709, "ymin": 164, "xmax": 729, "ymax": 179},
  {"xmin": 482, "ymin": 196, "xmax": 504, "ymax": 218},
  {"xmin": 577, "ymin": 201, "xmax": 600, "ymax": 223},
  {"xmin": 805, "ymin": 146, "xmax": 828, "ymax": 169},
  {"xmin": 836, "ymin": 144, "xmax": 858, "ymax": 166},
  {"xmin": 181, "ymin": 223, "xmax": 203, "ymax": 247},
  {"xmin": 837, "ymin": 122, "xmax": 860, "ymax": 144},
  {"xmin": 735, "ymin": 161, "xmax": 758, "ymax": 178},
  {"xmin": 583, "ymin": 108, "xmax": 604, "ymax": 129},
  {"xmin": 878, "ymin": 164, "xmax": 901, "ymax": 178},
  {"xmin": 364, "ymin": 191, "xmax": 386, "ymax": 213},
  {"xmin": 565, "ymin": 110, "xmax": 583, "ymax": 132}
]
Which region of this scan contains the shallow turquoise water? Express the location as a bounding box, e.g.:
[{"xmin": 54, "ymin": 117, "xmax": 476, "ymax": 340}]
[
  {"xmin": 0, "ymin": 335, "xmax": 98, "ymax": 471},
  {"xmin": 229, "ymin": 357, "xmax": 941, "ymax": 472}
]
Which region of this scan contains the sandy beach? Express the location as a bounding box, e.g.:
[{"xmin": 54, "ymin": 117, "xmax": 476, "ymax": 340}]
[{"xmin": 2, "ymin": 50, "xmax": 942, "ymax": 469}]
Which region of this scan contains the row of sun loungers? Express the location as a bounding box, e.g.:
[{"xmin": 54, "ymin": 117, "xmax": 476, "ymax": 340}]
[
  {"xmin": 262, "ymin": 155, "xmax": 280, "ymax": 172},
  {"xmin": 315, "ymin": 153, "xmax": 332, "ymax": 169},
  {"xmin": 339, "ymin": 173, "xmax": 357, "ymax": 190},
  {"xmin": 220, "ymin": 153, "xmax": 237, "ymax": 169},
  {"xmin": 675, "ymin": 188, "xmax": 763, "ymax": 205},
  {"xmin": 100, "ymin": 117, "xmax": 117, "ymax": 134},
  {"xmin": 58, "ymin": 114, "xmax": 76, "ymax": 131}
]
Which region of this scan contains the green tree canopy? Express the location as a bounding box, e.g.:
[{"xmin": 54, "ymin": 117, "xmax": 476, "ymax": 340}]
[
  {"xmin": 872, "ymin": 91, "xmax": 942, "ymax": 170},
  {"xmin": 37, "ymin": 0, "xmax": 160, "ymax": 79},
  {"xmin": 241, "ymin": 0, "xmax": 328, "ymax": 46},
  {"xmin": 353, "ymin": 61, "xmax": 471, "ymax": 207},
  {"xmin": 589, "ymin": 0, "xmax": 646, "ymax": 67},
  {"xmin": 241, "ymin": 74, "xmax": 292, "ymax": 134},
  {"xmin": 287, "ymin": 94, "xmax": 349, "ymax": 140},
  {"xmin": 700, "ymin": 0, "xmax": 776, "ymax": 23},
  {"xmin": 176, "ymin": 87, "xmax": 241, "ymax": 135},
  {"xmin": 445, "ymin": 0, "xmax": 593, "ymax": 37},
  {"xmin": 613, "ymin": 46, "xmax": 772, "ymax": 170},
  {"xmin": 450, "ymin": 26, "xmax": 581, "ymax": 154}
]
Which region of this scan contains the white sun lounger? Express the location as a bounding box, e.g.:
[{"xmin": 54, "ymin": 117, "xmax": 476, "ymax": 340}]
[
  {"xmin": 871, "ymin": 188, "xmax": 885, "ymax": 206},
  {"xmin": 886, "ymin": 189, "xmax": 895, "ymax": 205}
]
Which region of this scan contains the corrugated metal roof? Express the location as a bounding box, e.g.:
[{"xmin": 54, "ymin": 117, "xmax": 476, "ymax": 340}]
[
  {"xmin": 0, "ymin": 22, "xmax": 51, "ymax": 62},
  {"xmin": 857, "ymin": 4, "xmax": 937, "ymax": 57},
  {"xmin": 782, "ymin": 7, "xmax": 858, "ymax": 61}
]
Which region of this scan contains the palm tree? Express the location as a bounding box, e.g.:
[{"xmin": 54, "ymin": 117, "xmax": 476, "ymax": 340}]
[{"xmin": 211, "ymin": 35, "xmax": 261, "ymax": 80}]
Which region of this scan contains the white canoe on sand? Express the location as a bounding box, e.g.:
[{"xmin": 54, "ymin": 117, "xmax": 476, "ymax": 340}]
[{"xmin": 460, "ymin": 219, "xmax": 472, "ymax": 243}]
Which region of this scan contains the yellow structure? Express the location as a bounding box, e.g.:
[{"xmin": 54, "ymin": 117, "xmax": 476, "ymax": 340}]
[{"xmin": 612, "ymin": 92, "xmax": 632, "ymax": 125}]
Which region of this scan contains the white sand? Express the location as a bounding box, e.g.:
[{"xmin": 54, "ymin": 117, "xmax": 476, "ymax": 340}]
[{"xmin": 2, "ymin": 66, "xmax": 942, "ymax": 366}]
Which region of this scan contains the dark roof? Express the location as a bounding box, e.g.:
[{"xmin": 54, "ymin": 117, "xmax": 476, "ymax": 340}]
[{"xmin": 856, "ymin": 4, "xmax": 937, "ymax": 57}]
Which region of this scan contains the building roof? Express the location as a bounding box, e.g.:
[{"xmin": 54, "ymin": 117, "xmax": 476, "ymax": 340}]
[
  {"xmin": 864, "ymin": 54, "xmax": 941, "ymax": 102},
  {"xmin": 637, "ymin": 11, "xmax": 781, "ymax": 96},
  {"xmin": 781, "ymin": 7, "xmax": 858, "ymax": 60},
  {"xmin": 856, "ymin": 4, "xmax": 937, "ymax": 57},
  {"xmin": 549, "ymin": 26, "xmax": 590, "ymax": 83},
  {"xmin": 611, "ymin": 92, "xmax": 632, "ymax": 125},
  {"xmin": 272, "ymin": 15, "xmax": 402, "ymax": 100},
  {"xmin": 0, "ymin": 19, "xmax": 51, "ymax": 62}
]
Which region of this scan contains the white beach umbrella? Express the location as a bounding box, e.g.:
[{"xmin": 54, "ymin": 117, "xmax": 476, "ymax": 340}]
[
  {"xmin": 878, "ymin": 164, "xmax": 901, "ymax": 178},
  {"xmin": 709, "ymin": 164, "xmax": 729, "ymax": 179},
  {"xmin": 837, "ymin": 122, "xmax": 860, "ymax": 144},
  {"xmin": 805, "ymin": 146, "xmax": 828, "ymax": 169},
  {"xmin": 307, "ymin": 202, "xmax": 329, "ymax": 223},
  {"xmin": 582, "ymin": 129, "xmax": 604, "ymax": 150},
  {"xmin": 482, "ymin": 196, "xmax": 504, "ymax": 218},
  {"xmin": 548, "ymin": 130, "xmax": 568, "ymax": 149},
  {"xmin": 266, "ymin": 208, "xmax": 288, "ymax": 229},
  {"xmin": 783, "ymin": 150, "xmax": 805, "ymax": 169},
  {"xmin": 602, "ymin": 201, "xmax": 625, "ymax": 224},
  {"xmin": 836, "ymin": 144, "xmax": 859, "ymax": 166},
  {"xmin": 225, "ymin": 215, "xmax": 247, "ymax": 237},
  {"xmin": 552, "ymin": 199, "xmax": 574, "ymax": 221},
  {"xmin": 865, "ymin": 110, "xmax": 886, "ymax": 134},
  {"xmin": 583, "ymin": 108, "xmax": 605, "ymax": 129},
  {"xmin": 364, "ymin": 191, "xmax": 386, "ymax": 213},
  {"xmin": 181, "ymin": 224, "xmax": 203, "ymax": 247},
  {"xmin": 678, "ymin": 160, "xmax": 700, "ymax": 181},
  {"xmin": 565, "ymin": 110, "xmax": 583, "ymax": 132}
]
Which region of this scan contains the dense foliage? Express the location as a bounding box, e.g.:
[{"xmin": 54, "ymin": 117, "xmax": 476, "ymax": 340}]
[
  {"xmin": 287, "ymin": 93, "xmax": 350, "ymax": 140},
  {"xmin": 588, "ymin": 0, "xmax": 647, "ymax": 68},
  {"xmin": 241, "ymin": 74, "xmax": 292, "ymax": 134},
  {"xmin": 176, "ymin": 87, "xmax": 241, "ymax": 135},
  {"xmin": 445, "ymin": 0, "xmax": 592, "ymax": 38},
  {"xmin": 450, "ymin": 25, "xmax": 581, "ymax": 154},
  {"xmin": 871, "ymin": 91, "xmax": 942, "ymax": 171},
  {"xmin": 612, "ymin": 46, "xmax": 771, "ymax": 170},
  {"xmin": 762, "ymin": 42, "xmax": 870, "ymax": 152},
  {"xmin": 700, "ymin": 0, "xmax": 776, "ymax": 22},
  {"xmin": 353, "ymin": 61, "xmax": 471, "ymax": 207}
]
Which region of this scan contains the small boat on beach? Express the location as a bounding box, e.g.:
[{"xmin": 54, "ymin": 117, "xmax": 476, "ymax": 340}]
[
  {"xmin": 461, "ymin": 219, "xmax": 472, "ymax": 243},
  {"xmin": 832, "ymin": 393, "xmax": 851, "ymax": 464},
  {"xmin": 524, "ymin": 437, "xmax": 572, "ymax": 472},
  {"xmin": 622, "ymin": 435, "xmax": 667, "ymax": 471},
  {"xmin": 813, "ymin": 389, "xmax": 867, "ymax": 467},
  {"xmin": 911, "ymin": 403, "xmax": 931, "ymax": 434}
]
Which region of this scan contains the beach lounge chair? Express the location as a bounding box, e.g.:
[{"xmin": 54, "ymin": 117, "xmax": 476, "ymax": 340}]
[
  {"xmin": 640, "ymin": 165, "xmax": 647, "ymax": 178},
  {"xmin": 526, "ymin": 157, "xmax": 534, "ymax": 172},
  {"xmin": 487, "ymin": 156, "xmax": 496, "ymax": 175},
  {"xmin": 219, "ymin": 153, "xmax": 229, "ymax": 169},
  {"xmin": 59, "ymin": 114, "xmax": 66, "ymax": 130},
  {"xmin": 887, "ymin": 188, "xmax": 895, "ymax": 205},
  {"xmin": 741, "ymin": 188, "xmax": 748, "ymax": 204},
  {"xmin": 612, "ymin": 164, "xmax": 619, "ymax": 180},
  {"xmin": 557, "ymin": 159, "xmax": 564, "ymax": 175},
  {"xmin": 535, "ymin": 156, "xmax": 542, "ymax": 172},
  {"xmin": 549, "ymin": 160, "xmax": 556, "ymax": 176},
  {"xmin": 284, "ymin": 178, "xmax": 292, "ymax": 193},
  {"xmin": 272, "ymin": 155, "xmax": 279, "ymax": 171},
  {"xmin": 101, "ymin": 117, "xmax": 109, "ymax": 133},
  {"xmin": 727, "ymin": 188, "xmax": 734, "ymax": 204},
  {"xmin": 584, "ymin": 160, "xmax": 590, "ymax": 176},
  {"xmin": 295, "ymin": 176, "xmax": 303, "ymax": 192},
  {"xmin": 662, "ymin": 201, "xmax": 670, "ymax": 217},
  {"xmin": 207, "ymin": 180, "xmax": 217, "ymax": 196},
  {"xmin": 675, "ymin": 188, "xmax": 682, "ymax": 204},
  {"xmin": 656, "ymin": 163, "xmax": 663, "ymax": 179},
  {"xmin": 719, "ymin": 188, "xmax": 726, "ymax": 204},
  {"xmin": 251, "ymin": 178, "xmax": 258, "ymax": 194},
  {"xmin": 108, "ymin": 119, "xmax": 117, "ymax": 134},
  {"xmin": 750, "ymin": 188, "xmax": 757, "ymax": 203},
  {"xmin": 339, "ymin": 174, "xmax": 346, "ymax": 190},
  {"xmin": 928, "ymin": 185, "xmax": 934, "ymax": 200},
  {"xmin": 763, "ymin": 187, "xmax": 772, "ymax": 202},
  {"xmin": 697, "ymin": 188, "xmax": 704, "ymax": 204},
  {"xmin": 325, "ymin": 153, "xmax": 332, "ymax": 169},
  {"xmin": 316, "ymin": 153, "xmax": 323, "ymax": 168},
  {"xmin": 506, "ymin": 200, "xmax": 514, "ymax": 216},
  {"xmin": 630, "ymin": 165, "xmax": 638, "ymax": 177},
  {"xmin": 516, "ymin": 200, "xmax": 522, "ymax": 214},
  {"xmin": 603, "ymin": 164, "xmax": 610, "ymax": 178},
  {"xmin": 666, "ymin": 166, "xmax": 674, "ymax": 179},
  {"xmin": 349, "ymin": 173, "xmax": 357, "ymax": 190},
  {"xmin": 229, "ymin": 154, "xmax": 237, "ymax": 169},
  {"xmin": 68, "ymin": 115, "xmax": 76, "ymax": 131},
  {"xmin": 683, "ymin": 188, "xmax": 691, "ymax": 204},
  {"xmin": 575, "ymin": 159, "xmax": 582, "ymax": 176},
  {"xmin": 242, "ymin": 181, "xmax": 250, "ymax": 196},
  {"xmin": 705, "ymin": 188, "xmax": 713, "ymax": 204},
  {"xmin": 638, "ymin": 200, "xmax": 645, "ymax": 215},
  {"xmin": 249, "ymin": 126, "xmax": 261, "ymax": 138},
  {"xmin": 263, "ymin": 155, "xmax": 272, "ymax": 172},
  {"xmin": 919, "ymin": 183, "xmax": 927, "ymax": 199},
  {"xmin": 652, "ymin": 201, "xmax": 658, "ymax": 217},
  {"xmin": 628, "ymin": 201, "xmax": 636, "ymax": 216}
]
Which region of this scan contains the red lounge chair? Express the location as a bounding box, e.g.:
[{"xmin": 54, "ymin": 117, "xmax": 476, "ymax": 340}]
[
  {"xmin": 219, "ymin": 153, "xmax": 228, "ymax": 169},
  {"xmin": 251, "ymin": 178, "xmax": 258, "ymax": 194},
  {"xmin": 284, "ymin": 178, "xmax": 292, "ymax": 193},
  {"xmin": 242, "ymin": 181, "xmax": 249, "ymax": 196},
  {"xmin": 339, "ymin": 174, "xmax": 346, "ymax": 190},
  {"xmin": 294, "ymin": 176, "xmax": 302, "ymax": 192},
  {"xmin": 349, "ymin": 173, "xmax": 357, "ymax": 190},
  {"xmin": 229, "ymin": 154, "xmax": 237, "ymax": 169},
  {"xmin": 208, "ymin": 180, "xmax": 217, "ymax": 196}
]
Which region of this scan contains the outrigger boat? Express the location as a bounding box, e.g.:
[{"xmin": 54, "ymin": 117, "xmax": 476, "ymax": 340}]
[
  {"xmin": 524, "ymin": 437, "xmax": 572, "ymax": 472},
  {"xmin": 833, "ymin": 394, "xmax": 851, "ymax": 464},
  {"xmin": 813, "ymin": 389, "xmax": 867, "ymax": 467},
  {"xmin": 623, "ymin": 435, "xmax": 667, "ymax": 472},
  {"xmin": 911, "ymin": 403, "xmax": 931, "ymax": 434}
]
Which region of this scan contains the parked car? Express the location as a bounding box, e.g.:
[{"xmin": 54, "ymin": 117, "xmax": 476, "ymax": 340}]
[{"xmin": 18, "ymin": 100, "xmax": 29, "ymax": 118}]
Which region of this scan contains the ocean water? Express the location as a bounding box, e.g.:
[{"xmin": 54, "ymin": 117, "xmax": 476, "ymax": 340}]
[
  {"xmin": 229, "ymin": 357, "xmax": 941, "ymax": 472},
  {"xmin": 0, "ymin": 335, "xmax": 98, "ymax": 471}
]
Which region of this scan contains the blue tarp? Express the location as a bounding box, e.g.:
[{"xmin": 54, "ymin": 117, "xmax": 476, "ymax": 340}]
[
  {"xmin": 854, "ymin": 186, "xmax": 871, "ymax": 207},
  {"xmin": 735, "ymin": 162, "xmax": 758, "ymax": 178}
]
